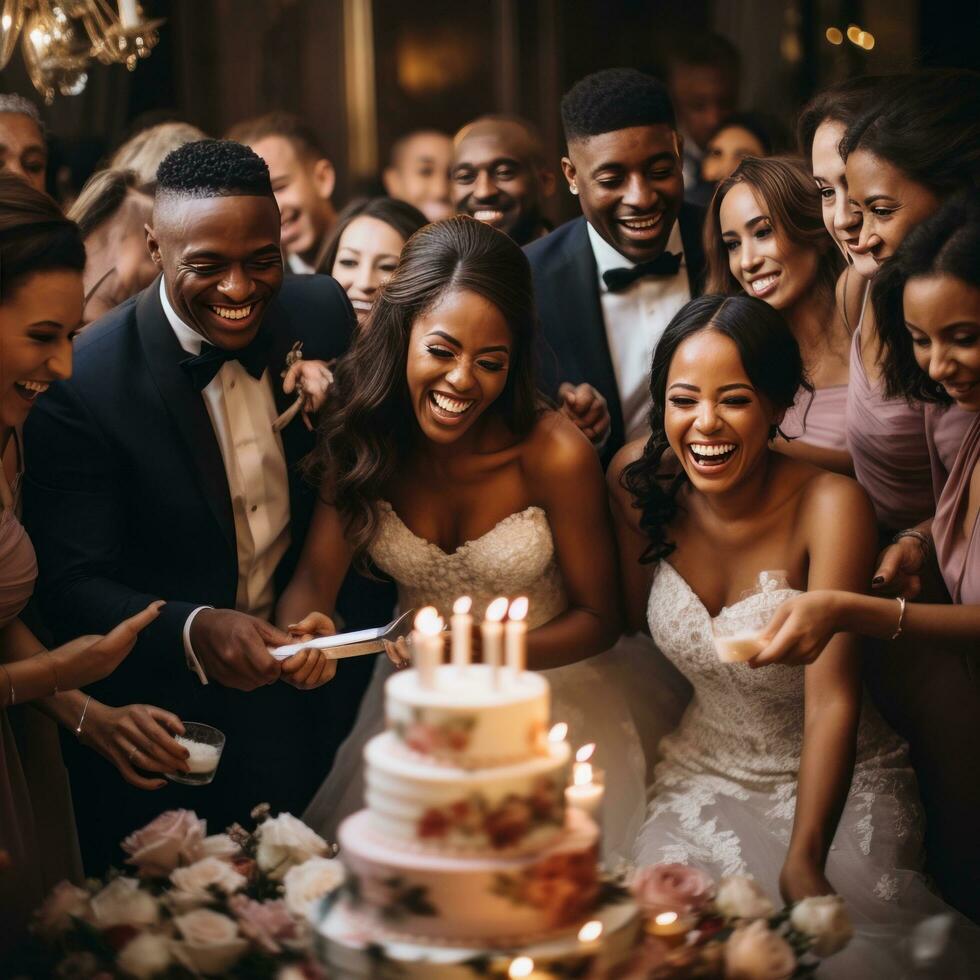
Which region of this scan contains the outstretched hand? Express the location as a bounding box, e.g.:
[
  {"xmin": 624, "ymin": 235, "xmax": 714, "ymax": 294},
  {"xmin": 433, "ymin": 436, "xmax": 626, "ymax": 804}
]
[{"xmin": 748, "ymin": 591, "xmax": 842, "ymax": 668}]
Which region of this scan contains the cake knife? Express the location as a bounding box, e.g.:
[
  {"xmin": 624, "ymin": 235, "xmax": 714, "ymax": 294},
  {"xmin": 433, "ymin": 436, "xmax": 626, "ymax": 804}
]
[{"xmin": 268, "ymin": 608, "xmax": 420, "ymax": 662}]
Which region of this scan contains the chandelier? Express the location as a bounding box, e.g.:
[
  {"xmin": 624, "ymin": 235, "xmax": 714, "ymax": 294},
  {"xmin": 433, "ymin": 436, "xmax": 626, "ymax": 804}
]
[{"xmin": 0, "ymin": 1, "xmax": 164, "ymax": 103}]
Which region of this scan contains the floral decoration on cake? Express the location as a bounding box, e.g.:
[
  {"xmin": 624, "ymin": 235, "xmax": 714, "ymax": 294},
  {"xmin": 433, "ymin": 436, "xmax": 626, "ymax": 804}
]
[
  {"xmin": 416, "ymin": 776, "xmax": 564, "ymax": 849},
  {"xmin": 391, "ymin": 707, "xmax": 477, "ymax": 757},
  {"xmin": 344, "ymin": 872, "xmax": 438, "ymax": 923}
]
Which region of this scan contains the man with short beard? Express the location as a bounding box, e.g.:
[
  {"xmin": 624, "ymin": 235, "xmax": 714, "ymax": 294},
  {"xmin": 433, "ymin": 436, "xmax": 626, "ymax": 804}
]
[
  {"xmin": 451, "ymin": 115, "xmax": 555, "ymax": 247},
  {"xmin": 24, "ymin": 140, "xmax": 385, "ymax": 872},
  {"xmin": 526, "ymin": 68, "xmax": 706, "ymax": 464},
  {"xmin": 228, "ymin": 112, "xmax": 337, "ymax": 274}
]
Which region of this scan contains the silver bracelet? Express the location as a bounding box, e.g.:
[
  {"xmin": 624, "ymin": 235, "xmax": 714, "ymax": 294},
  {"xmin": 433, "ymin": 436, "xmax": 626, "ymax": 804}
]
[
  {"xmin": 890, "ymin": 596, "xmax": 907, "ymax": 641},
  {"xmin": 75, "ymin": 694, "xmax": 92, "ymax": 735},
  {"xmin": 893, "ymin": 529, "xmax": 931, "ymax": 559}
]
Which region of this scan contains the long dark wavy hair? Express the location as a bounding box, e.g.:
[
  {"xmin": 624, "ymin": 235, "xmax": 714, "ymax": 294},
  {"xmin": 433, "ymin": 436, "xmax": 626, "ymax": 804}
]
[
  {"xmin": 873, "ymin": 191, "xmax": 980, "ymax": 405},
  {"xmin": 622, "ymin": 294, "xmax": 807, "ymax": 562},
  {"xmin": 310, "ymin": 215, "xmax": 540, "ymax": 563}
]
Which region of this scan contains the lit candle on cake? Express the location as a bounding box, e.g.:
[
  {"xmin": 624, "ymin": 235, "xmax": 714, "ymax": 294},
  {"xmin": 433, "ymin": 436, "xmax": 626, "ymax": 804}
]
[
  {"xmin": 118, "ymin": 0, "xmax": 140, "ymax": 28},
  {"xmin": 646, "ymin": 910, "xmax": 692, "ymax": 947},
  {"xmin": 482, "ymin": 597, "xmax": 508, "ymax": 689},
  {"xmin": 451, "ymin": 596, "xmax": 473, "ymax": 672},
  {"xmin": 505, "ymin": 596, "xmax": 528, "ymax": 676},
  {"xmin": 413, "ymin": 606, "xmax": 443, "ymax": 690},
  {"xmin": 565, "ymin": 743, "xmax": 604, "ymax": 819},
  {"xmin": 548, "ymin": 722, "xmax": 568, "ymax": 744}
]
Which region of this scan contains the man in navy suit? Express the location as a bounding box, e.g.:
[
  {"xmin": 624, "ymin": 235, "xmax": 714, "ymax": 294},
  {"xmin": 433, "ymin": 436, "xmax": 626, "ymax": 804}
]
[
  {"xmin": 526, "ymin": 69, "xmax": 706, "ymax": 464},
  {"xmin": 24, "ymin": 140, "xmax": 387, "ymax": 871}
]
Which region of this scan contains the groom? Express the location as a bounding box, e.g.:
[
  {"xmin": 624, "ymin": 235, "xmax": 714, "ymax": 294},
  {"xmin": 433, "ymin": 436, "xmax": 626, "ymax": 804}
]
[{"xmin": 24, "ymin": 140, "xmax": 386, "ymax": 871}]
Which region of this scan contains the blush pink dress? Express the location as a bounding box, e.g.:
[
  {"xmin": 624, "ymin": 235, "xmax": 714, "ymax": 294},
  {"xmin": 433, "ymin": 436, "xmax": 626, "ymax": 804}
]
[
  {"xmin": 925, "ymin": 402, "xmax": 975, "ymax": 510},
  {"xmin": 781, "ymin": 383, "xmax": 850, "ymax": 451}
]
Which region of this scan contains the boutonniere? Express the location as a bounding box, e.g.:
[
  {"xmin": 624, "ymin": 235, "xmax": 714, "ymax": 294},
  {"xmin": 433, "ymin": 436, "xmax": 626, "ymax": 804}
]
[{"xmin": 272, "ymin": 342, "xmax": 335, "ymax": 433}]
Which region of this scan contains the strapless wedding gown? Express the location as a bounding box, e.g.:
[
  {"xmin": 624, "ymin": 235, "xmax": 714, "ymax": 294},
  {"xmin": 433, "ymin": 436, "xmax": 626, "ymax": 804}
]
[
  {"xmin": 635, "ymin": 561, "xmax": 980, "ymax": 977},
  {"xmin": 304, "ymin": 502, "xmax": 652, "ymax": 862}
]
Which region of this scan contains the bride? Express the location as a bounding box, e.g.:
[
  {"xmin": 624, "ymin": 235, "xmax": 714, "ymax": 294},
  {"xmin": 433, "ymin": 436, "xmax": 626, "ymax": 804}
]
[
  {"xmin": 276, "ymin": 215, "xmax": 646, "ymax": 859},
  {"xmin": 609, "ymin": 293, "xmax": 979, "ymax": 976}
]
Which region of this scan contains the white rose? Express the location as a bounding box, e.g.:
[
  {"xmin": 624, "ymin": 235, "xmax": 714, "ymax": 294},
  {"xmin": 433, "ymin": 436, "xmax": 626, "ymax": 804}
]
[
  {"xmin": 172, "ymin": 909, "xmax": 248, "ymax": 976},
  {"xmin": 169, "ymin": 857, "xmax": 247, "ymax": 911},
  {"xmin": 255, "ymin": 813, "xmax": 328, "ymax": 879},
  {"xmin": 35, "ymin": 880, "xmax": 91, "ymax": 936},
  {"xmin": 716, "ymin": 875, "xmax": 775, "ymax": 920},
  {"xmin": 90, "ymin": 877, "xmax": 160, "ymax": 929},
  {"xmin": 790, "ymin": 895, "xmax": 854, "ymax": 957},
  {"xmin": 117, "ymin": 932, "xmax": 174, "ymax": 979},
  {"xmin": 725, "ymin": 920, "xmax": 796, "ymax": 980},
  {"xmin": 190, "ymin": 833, "xmax": 240, "ymax": 862},
  {"xmin": 283, "ymin": 857, "xmax": 346, "ymax": 918}
]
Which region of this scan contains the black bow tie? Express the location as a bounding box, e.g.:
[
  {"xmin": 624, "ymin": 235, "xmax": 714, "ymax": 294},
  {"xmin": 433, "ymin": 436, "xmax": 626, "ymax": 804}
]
[
  {"xmin": 602, "ymin": 251, "xmax": 682, "ymax": 292},
  {"xmin": 180, "ymin": 330, "xmax": 273, "ymax": 391}
]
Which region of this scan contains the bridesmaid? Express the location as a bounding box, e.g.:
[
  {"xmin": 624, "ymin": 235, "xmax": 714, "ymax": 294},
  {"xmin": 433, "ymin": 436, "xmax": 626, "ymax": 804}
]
[
  {"xmin": 704, "ymin": 156, "xmax": 850, "ymax": 474},
  {"xmin": 753, "ymin": 195, "xmax": 980, "ymax": 920}
]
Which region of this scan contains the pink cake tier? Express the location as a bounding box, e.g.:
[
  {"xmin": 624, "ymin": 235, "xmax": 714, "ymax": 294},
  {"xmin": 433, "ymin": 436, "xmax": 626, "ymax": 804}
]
[
  {"xmin": 365, "ymin": 731, "xmax": 571, "ymax": 855},
  {"xmin": 385, "ymin": 664, "xmax": 550, "ymax": 769},
  {"xmin": 337, "ymin": 807, "xmax": 600, "ymax": 946}
]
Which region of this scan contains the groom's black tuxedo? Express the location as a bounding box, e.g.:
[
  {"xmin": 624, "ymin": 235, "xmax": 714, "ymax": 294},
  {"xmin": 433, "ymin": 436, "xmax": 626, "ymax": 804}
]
[
  {"xmin": 23, "ymin": 274, "xmax": 391, "ymax": 870},
  {"xmin": 525, "ymin": 205, "xmax": 706, "ymax": 464}
]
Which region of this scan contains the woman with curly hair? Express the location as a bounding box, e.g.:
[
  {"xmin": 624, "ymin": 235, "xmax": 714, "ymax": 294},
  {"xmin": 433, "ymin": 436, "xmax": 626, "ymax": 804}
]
[
  {"xmin": 278, "ymin": 215, "xmax": 647, "ymax": 858},
  {"xmin": 612, "ymin": 292, "xmax": 979, "ymax": 975}
]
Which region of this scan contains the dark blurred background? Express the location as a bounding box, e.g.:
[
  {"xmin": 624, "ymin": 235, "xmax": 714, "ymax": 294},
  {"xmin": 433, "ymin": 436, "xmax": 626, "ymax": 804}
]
[{"xmin": 2, "ymin": 0, "xmax": 977, "ymax": 222}]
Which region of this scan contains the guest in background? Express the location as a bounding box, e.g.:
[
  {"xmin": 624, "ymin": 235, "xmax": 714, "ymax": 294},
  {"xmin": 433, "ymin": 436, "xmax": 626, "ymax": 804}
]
[
  {"xmin": 228, "ymin": 112, "xmax": 338, "ymax": 275},
  {"xmin": 529, "ymin": 68, "xmax": 705, "ymax": 464},
  {"xmin": 0, "ymin": 173, "xmax": 165, "ymax": 951},
  {"xmin": 316, "ymin": 197, "xmax": 427, "ymax": 327},
  {"xmin": 452, "ymin": 115, "xmax": 556, "ymax": 246},
  {"xmin": 0, "ymin": 94, "xmax": 46, "ymax": 192},
  {"xmin": 700, "ymin": 110, "xmax": 787, "ymax": 185},
  {"xmin": 67, "ymin": 169, "xmax": 157, "ymax": 326},
  {"xmin": 706, "ymin": 156, "xmax": 851, "ymax": 474},
  {"xmin": 382, "ymin": 129, "xmax": 453, "ymax": 222},
  {"xmin": 663, "ymin": 31, "xmax": 740, "ymax": 206},
  {"xmin": 109, "ymin": 121, "xmax": 207, "ymax": 189},
  {"xmin": 22, "ymin": 141, "xmax": 372, "ymax": 873}
]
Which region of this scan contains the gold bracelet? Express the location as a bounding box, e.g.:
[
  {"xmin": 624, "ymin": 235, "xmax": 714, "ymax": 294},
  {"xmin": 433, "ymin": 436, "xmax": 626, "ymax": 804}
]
[
  {"xmin": 890, "ymin": 596, "xmax": 907, "ymax": 641},
  {"xmin": 0, "ymin": 663, "xmax": 14, "ymax": 707},
  {"xmin": 75, "ymin": 694, "xmax": 92, "ymax": 735}
]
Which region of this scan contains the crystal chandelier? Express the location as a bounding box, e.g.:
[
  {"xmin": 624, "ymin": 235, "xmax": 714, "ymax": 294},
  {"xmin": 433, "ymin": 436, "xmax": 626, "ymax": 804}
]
[{"xmin": 0, "ymin": 1, "xmax": 164, "ymax": 103}]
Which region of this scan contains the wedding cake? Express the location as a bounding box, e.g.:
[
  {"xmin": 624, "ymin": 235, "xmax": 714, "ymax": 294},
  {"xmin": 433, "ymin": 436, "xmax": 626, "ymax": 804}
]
[{"xmin": 315, "ymin": 662, "xmax": 640, "ymax": 977}]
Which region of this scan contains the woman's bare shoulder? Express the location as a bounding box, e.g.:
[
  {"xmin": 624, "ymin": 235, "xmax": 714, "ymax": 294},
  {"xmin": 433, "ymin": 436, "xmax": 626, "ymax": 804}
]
[{"xmin": 521, "ymin": 410, "xmax": 599, "ymax": 482}]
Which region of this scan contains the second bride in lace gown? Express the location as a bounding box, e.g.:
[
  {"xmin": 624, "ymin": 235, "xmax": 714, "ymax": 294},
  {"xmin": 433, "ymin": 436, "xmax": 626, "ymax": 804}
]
[
  {"xmin": 609, "ymin": 295, "xmax": 980, "ymax": 977},
  {"xmin": 277, "ymin": 217, "xmax": 647, "ymax": 860}
]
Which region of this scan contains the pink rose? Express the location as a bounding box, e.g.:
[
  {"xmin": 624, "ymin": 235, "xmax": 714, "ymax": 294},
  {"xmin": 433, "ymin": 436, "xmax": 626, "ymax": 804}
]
[
  {"xmin": 630, "ymin": 863, "xmax": 716, "ymax": 915},
  {"xmin": 172, "ymin": 909, "xmax": 248, "ymax": 975},
  {"xmin": 228, "ymin": 894, "xmax": 305, "ymax": 954},
  {"xmin": 35, "ymin": 880, "xmax": 92, "ymax": 936},
  {"xmin": 169, "ymin": 857, "xmax": 247, "ymax": 910},
  {"xmin": 122, "ymin": 809, "xmax": 206, "ymax": 877},
  {"xmin": 725, "ymin": 920, "xmax": 796, "ymax": 980}
]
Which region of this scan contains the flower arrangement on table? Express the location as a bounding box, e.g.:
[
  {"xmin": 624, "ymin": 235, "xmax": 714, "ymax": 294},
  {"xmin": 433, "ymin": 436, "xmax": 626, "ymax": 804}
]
[
  {"xmin": 8, "ymin": 804, "xmax": 345, "ymax": 979},
  {"xmin": 619, "ymin": 863, "xmax": 853, "ymax": 979}
]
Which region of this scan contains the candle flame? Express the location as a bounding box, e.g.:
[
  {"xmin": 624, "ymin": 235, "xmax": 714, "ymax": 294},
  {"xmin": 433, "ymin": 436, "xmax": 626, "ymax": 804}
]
[
  {"xmin": 508, "ymin": 956, "xmax": 534, "ymax": 979},
  {"xmin": 573, "ymin": 761, "xmax": 593, "ymax": 786},
  {"xmin": 655, "ymin": 911, "xmax": 678, "ymax": 926},
  {"xmin": 486, "ymin": 597, "xmax": 508, "ymax": 622},
  {"xmin": 577, "ymin": 920, "xmax": 603, "ymax": 942},
  {"xmin": 415, "ymin": 606, "xmax": 443, "ymax": 636},
  {"xmin": 453, "ymin": 596, "xmax": 472, "ymax": 615},
  {"xmin": 548, "ymin": 722, "xmax": 568, "ymax": 743},
  {"xmin": 508, "ymin": 596, "xmax": 529, "ymax": 621},
  {"xmin": 576, "ymin": 742, "xmax": 596, "ymax": 763}
]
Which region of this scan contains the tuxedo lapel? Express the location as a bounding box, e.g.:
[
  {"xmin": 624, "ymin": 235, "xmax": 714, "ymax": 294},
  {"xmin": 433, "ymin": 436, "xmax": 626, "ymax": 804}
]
[
  {"xmin": 553, "ymin": 219, "xmax": 624, "ymax": 443},
  {"xmin": 135, "ymin": 279, "xmax": 236, "ymax": 555}
]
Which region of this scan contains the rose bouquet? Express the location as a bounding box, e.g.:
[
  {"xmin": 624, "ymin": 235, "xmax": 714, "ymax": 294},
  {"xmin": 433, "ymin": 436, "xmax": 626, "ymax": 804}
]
[
  {"xmin": 619, "ymin": 863, "xmax": 853, "ymax": 979},
  {"xmin": 8, "ymin": 805, "xmax": 345, "ymax": 979}
]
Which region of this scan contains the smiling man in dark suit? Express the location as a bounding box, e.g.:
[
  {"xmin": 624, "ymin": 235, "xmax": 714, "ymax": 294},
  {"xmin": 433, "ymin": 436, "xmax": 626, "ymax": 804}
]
[
  {"xmin": 23, "ymin": 140, "xmax": 383, "ymax": 871},
  {"xmin": 526, "ymin": 68, "xmax": 706, "ymax": 463}
]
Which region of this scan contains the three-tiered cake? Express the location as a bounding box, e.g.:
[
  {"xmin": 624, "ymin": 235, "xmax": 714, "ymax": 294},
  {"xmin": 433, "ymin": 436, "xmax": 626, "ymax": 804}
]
[{"xmin": 315, "ymin": 663, "xmax": 640, "ymax": 977}]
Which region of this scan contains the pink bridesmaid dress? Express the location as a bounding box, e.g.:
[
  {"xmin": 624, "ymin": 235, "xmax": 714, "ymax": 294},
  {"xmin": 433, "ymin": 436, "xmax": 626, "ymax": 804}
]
[{"xmin": 781, "ymin": 383, "xmax": 849, "ymax": 450}]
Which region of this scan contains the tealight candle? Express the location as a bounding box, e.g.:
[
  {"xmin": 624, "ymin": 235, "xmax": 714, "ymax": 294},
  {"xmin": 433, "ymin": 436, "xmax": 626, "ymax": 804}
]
[
  {"xmin": 413, "ymin": 606, "xmax": 443, "ymax": 690},
  {"xmin": 565, "ymin": 760, "xmax": 605, "ymax": 820},
  {"xmin": 505, "ymin": 596, "xmax": 528, "ymax": 676},
  {"xmin": 175, "ymin": 737, "xmax": 221, "ymax": 774},
  {"xmin": 451, "ymin": 596, "xmax": 473, "ymax": 672},
  {"xmin": 645, "ymin": 909, "xmax": 693, "ymax": 948},
  {"xmin": 482, "ymin": 597, "xmax": 508, "ymax": 689}
]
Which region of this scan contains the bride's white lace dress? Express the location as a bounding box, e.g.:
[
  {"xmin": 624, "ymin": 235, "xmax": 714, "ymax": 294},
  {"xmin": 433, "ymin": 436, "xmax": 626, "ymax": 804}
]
[
  {"xmin": 304, "ymin": 501, "xmax": 672, "ymax": 861},
  {"xmin": 636, "ymin": 561, "xmax": 980, "ymax": 977}
]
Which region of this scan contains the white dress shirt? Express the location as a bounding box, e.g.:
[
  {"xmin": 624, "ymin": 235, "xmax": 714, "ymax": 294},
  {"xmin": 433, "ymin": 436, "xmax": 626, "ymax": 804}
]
[
  {"xmin": 586, "ymin": 221, "xmax": 691, "ymax": 442},
  {"xmin": 287, "ymin": 253, "xmax": 316, "ymax": 275},
  {"xmin": 160, "ymin": 280, "xmax": 291, "ymax": 678}
]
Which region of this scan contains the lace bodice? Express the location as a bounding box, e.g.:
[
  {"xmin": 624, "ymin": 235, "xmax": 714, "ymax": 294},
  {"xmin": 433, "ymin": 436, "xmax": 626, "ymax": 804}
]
[
  {"xmin": 368, "ymin": 502, "xmax": 568, "ymax": 628},
  {"xmin": 647, "ymin": 562, "xmax": 906, "ymax": 790}
]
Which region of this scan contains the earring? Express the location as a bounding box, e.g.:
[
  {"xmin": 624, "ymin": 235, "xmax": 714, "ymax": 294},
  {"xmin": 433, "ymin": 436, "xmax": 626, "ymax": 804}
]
[{"xmin": 569, "ymin": 184, "xmax": 579, "ymax": 195}]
